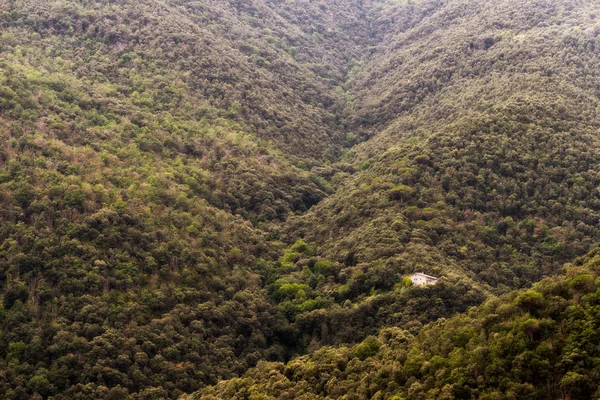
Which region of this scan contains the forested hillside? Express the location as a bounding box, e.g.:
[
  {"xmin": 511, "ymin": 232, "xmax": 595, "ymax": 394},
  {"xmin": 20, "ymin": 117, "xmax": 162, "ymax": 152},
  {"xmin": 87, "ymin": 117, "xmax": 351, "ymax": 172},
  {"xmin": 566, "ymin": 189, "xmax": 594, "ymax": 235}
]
[
  {"xmin": 0, "ymin": 0, "xmax": 371, "ymax": 397},
  {"xmin": 191, "ymin": 248, "xmax": 600, "ymax": 399},
  {"xmin": 282, "ymin": 0, "xmax": 600, "ymax": 344},
  {"xmin": 1, "ymin": 0, "xmax": 600, "ymax": 399}
]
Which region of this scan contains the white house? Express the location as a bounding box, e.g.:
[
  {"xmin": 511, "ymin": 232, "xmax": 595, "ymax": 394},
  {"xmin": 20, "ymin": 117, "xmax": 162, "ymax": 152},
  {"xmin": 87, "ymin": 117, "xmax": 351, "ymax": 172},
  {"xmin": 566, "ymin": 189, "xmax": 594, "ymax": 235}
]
[{"xmin": 409, "ymin": 272, "xmax": 438, "ymax": 286}]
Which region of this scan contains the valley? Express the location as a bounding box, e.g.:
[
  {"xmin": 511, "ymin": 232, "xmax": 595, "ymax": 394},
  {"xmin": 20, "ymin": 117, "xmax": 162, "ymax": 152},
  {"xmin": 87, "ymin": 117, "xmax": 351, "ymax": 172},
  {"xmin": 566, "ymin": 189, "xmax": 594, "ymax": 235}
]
[{"xmin": 1, "ymin": 0, "xmax": 600, "ymax": 398}]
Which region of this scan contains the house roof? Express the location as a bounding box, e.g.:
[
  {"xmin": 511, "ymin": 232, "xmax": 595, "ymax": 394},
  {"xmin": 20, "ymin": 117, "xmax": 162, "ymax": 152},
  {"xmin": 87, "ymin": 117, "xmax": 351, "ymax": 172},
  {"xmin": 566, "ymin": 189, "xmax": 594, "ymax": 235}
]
[{"xmin": 409, "ymin": 272, "xmax": 438, "ymax": 280}]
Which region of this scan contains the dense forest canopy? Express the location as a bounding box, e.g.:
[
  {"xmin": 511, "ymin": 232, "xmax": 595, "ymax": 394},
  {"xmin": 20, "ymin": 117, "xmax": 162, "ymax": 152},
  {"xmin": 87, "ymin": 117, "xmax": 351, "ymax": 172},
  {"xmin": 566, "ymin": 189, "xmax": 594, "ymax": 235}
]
[
  {"xmin": 1, "ymin": 0, "xmax": 600, "ymax": 399},
  {"xmin": 189, "ymin": 249, "xmax": 600, "ymax": 399}
]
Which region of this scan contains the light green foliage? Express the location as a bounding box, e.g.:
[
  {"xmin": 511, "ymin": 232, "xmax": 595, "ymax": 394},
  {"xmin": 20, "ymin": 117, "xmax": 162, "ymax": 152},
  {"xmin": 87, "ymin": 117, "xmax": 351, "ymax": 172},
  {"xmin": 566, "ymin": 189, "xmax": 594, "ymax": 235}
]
[
  {"xmin": 514, "ymin": 290, "xmax": 545, "ymax": 313},
  {"xmin": 388, "ymin": 184, "xmax": 414, "ymax": 201},
  {"xmin": 352, "ymin": 336, "xmax": 381, "ymax": 360}
]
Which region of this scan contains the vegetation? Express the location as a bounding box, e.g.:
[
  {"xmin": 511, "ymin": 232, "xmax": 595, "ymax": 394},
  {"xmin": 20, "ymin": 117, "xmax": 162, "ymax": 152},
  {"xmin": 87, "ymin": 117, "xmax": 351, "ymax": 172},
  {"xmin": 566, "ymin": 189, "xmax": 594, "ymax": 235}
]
[
  {"xmin": 0, "ymin": 0, "xmax": 366, "ymax": 397},
  {"xmin": 1, "ymin": 0, "xmax": 600, "ymax": 398},
  {"xmin": 191, "ymin": 249, "xmax": 600, "ymax": 400},
  {"xmin": 291, "ymin": 0, "xmax": 600, "ymax": 293}
]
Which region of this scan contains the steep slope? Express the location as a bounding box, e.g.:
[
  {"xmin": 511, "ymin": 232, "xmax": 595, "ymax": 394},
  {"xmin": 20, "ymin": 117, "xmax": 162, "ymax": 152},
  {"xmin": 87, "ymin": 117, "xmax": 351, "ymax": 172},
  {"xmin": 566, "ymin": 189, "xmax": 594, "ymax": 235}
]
[
  {"xmin": 0, "ymin": 0, "xmax": 380, "ymax": 398},
  {"xmin": 191, "ymin": 248, "xmax": 600, "ymax": 400},
  {"xmin": 285, "ymin": 0, "xmax": 600, "ymax": 312},
  {"xmin": 0, "ymin": 52, "xmax": 290, "ymax": 400},
  {"xmin": 3, "ymin": 0, "xmax": 600, "ymax": 398},
  {"xmin": 2, "ymin": 0, "xmax": 361, "ymax": 163}
]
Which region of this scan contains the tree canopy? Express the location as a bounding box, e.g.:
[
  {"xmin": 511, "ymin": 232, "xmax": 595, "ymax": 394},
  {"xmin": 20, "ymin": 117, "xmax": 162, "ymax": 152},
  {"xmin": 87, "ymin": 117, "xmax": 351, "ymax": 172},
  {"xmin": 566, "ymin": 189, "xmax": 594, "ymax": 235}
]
[{"xmin": 2, "ymin": 0, "xmax": 600, "ymax": 398}]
